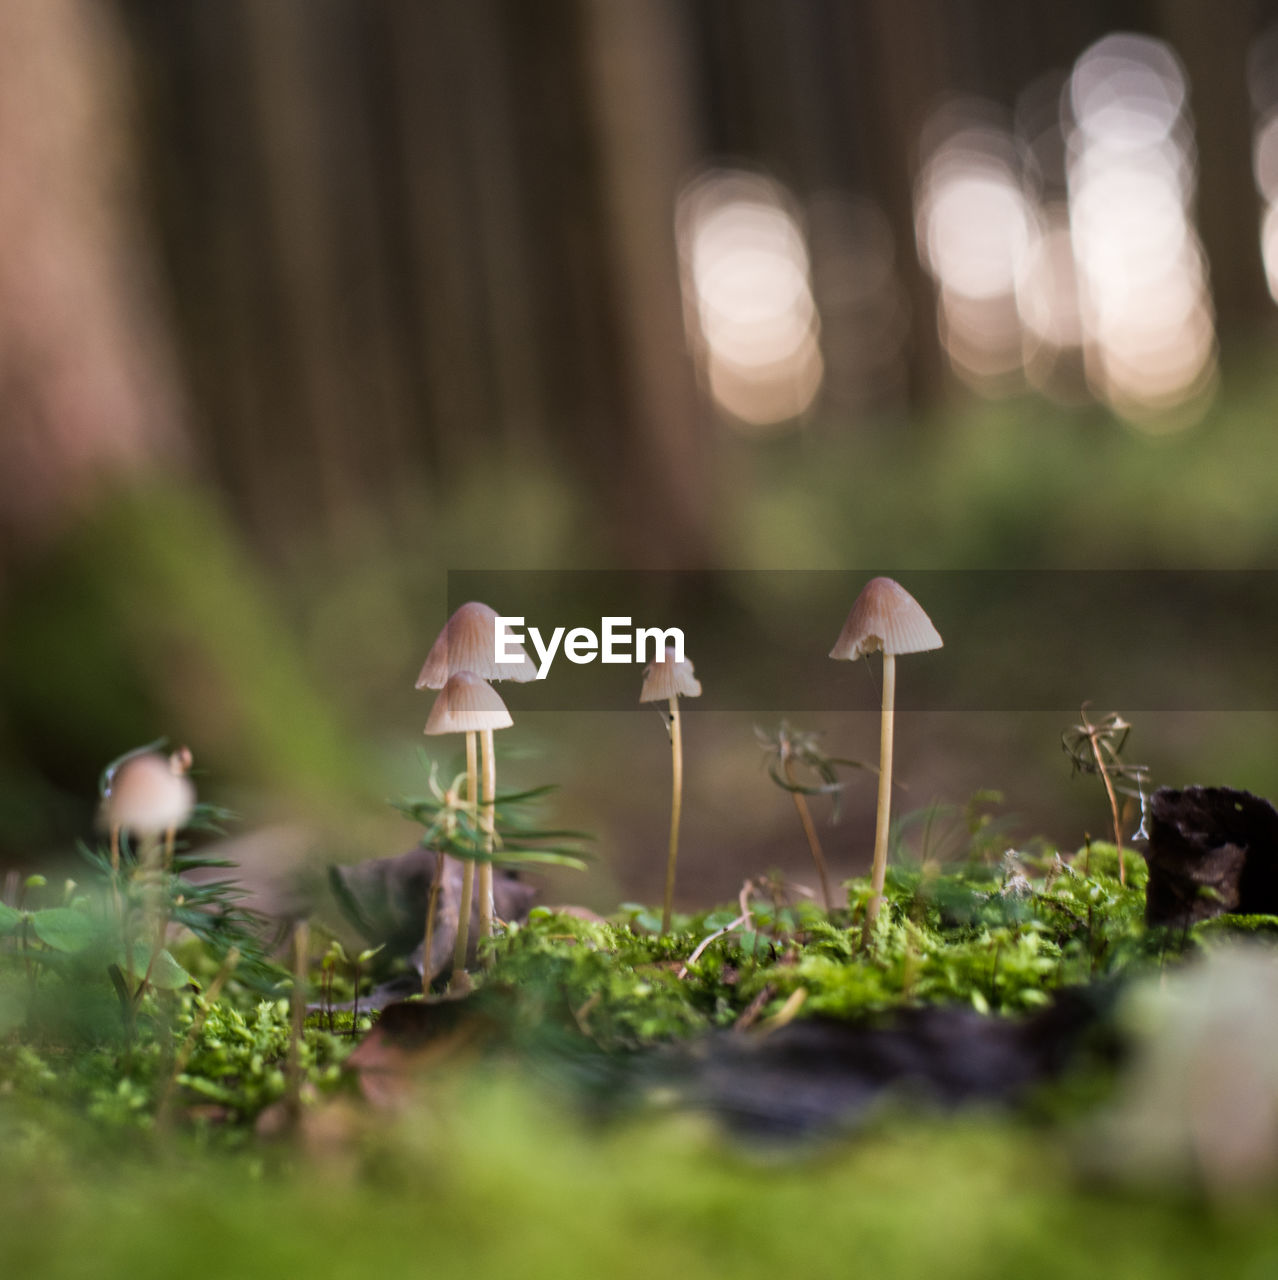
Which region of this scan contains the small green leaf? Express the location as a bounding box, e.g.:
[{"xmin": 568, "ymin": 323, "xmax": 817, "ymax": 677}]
[
  {"xmin": 0, "ymin": 903, "xmax": 24, "ymax": 937},
  {"xmin": 148, "ymin": 948, "xmax": 192, "ymax": 991},
  {"xmin": 490, "ymin": 849, "xmax": 589, "ymax": 870},
  {"xmin": 30, "ymin": 907, "xmax": 97, "ymax": 952}
]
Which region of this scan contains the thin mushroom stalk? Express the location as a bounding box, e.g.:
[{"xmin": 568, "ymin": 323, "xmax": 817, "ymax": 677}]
[
  {"xmin": 662, "ymin": 696, "xmax": 683, "ymax": 936},
  {"xmin": 479, "ymin": 727, "xmax": 497, "ymax": 950},
  {"xmin": 867, "ymin": 652, "xmax": 896, "ymax": 937},
  {"xmin": 451, "ymin": 729, "xmax": 480, "ymax": 986}
]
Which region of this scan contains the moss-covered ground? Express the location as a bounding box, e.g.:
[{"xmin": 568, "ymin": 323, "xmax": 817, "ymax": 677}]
[{"xmin": 5, "ymin": 834, "xmax": 1278, "ymax": 1277}]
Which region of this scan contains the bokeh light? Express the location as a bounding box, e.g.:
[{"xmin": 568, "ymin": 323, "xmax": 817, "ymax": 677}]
[
  {"xmin": 1066, "ymin": 33, "xmax": 1217, "ymax": 429},
  {"xmin": 677, "ymin": 170, "xmax": 823, "ymax": 429},
  {"xmin": 806, "ymin": 193, "xmax": 908, "ymax": 417},
  {"xmin": 1248, "ymin": 27, "xmax": 1278, "ymax": 305},
  {"xmin": 915, "ymin": 39, "xmax": 1219, "ymax": 427},
  {"xmin": 915, "ymin": 103, "xmax": 1035, "ymax": 390}
]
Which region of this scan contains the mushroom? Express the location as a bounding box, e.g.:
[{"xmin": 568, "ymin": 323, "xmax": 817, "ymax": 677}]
[
  {"xmin": 639, "ymin": 645, "xmax": 702, "ymax": 935},
  {"xmin": 424, "ymin": 671, "xmax": 513, "ymax": 988},
  {"xmin": 416, "ymin": 602, "xmax": 535, "ymax": 947},
  {"xmin": 101, "ymin": 749, "xmax": 197, "ymax": 990},
  {"xmin": 103, "ymin": 750, "xmax": 196, "ymax": 855},
  {"xmin": 829, "ymin": 577, "xmax": 942, "ymax": 937},
  {"xmin": 415, "ymin": 601, "xmax": 537, "ymax": 690}
]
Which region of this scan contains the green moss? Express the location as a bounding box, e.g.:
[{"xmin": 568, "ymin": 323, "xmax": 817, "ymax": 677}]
[
  {"xmin": 1, "ymin": 1069, "xmax": 1277, "ymax": 1280},
  {"xmin": 0, "ymin": 841, "xmax": 1272, "ymax": 1275},
  {"xmin": 484, "ymin": 850, "xmax": 1156, "ymax": 1044}
]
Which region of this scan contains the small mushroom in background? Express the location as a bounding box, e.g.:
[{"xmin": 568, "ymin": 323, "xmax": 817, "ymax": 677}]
[
  {"xmin": 102, "ymin": 749, "xmax": 196, "ymax": 868},
  {"xmin": 101, "ymin": 749, "xmax": 197, "ymax": 983},
  {"xmin": 416, "ymin": 602, "xmax": 535, "ymax": 948},
  {"xmin": 829, "ymin": 577, "xmax": 942, "ymax": 940},
  {"xmin": 423, "ymin": 671, "xmax": 513, "ymax": 990},
  {"xmin": 639, "ymin": 645, "xmax": 702, "ymax": 935}
]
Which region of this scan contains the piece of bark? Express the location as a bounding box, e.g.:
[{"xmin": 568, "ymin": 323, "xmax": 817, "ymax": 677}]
[
  {"xmin": 637, "ymin": 989, "xmax": 1114, "ymax": 1142},
  {"xmin": 1144, "ymin": 787, "xmax": 1278, "ymax": 927}
]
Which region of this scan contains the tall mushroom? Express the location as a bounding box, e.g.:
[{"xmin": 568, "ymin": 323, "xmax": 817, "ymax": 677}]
[
  {"xmin": 640, "ymin": 645, "xmax": 702, "ymax": 935},
  {"xmin": 829, "ymin": 578, "xmax": 942, "ymax": 938},
  {"xmin": 424, "ymin": 671, "xmax": 513, "ymax": 989},
  {"xmin": 416, "ymin": 602, "xmax": 535, "ymax": 945}
]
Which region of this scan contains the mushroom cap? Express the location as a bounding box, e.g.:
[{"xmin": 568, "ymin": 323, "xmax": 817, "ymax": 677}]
[
  {"xmin": 416, "ymin": 601, "xmax": 537, "ymax": 689},
  {"xmin": 829, "ymin": 577, "xmax": 943, "ymax": 660},
  {"xmin": 639, "ymin": 646, "xmax": 703, "ymax": 703},
  {"xmin": 103, "ymin": 752, "xmax": 196, "ymax": 836},
  {"xmin": 424, "ymin": 671, "xmax": 514, "ymax": 734}
]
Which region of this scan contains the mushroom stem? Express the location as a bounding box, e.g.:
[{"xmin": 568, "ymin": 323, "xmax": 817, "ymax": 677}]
[
  {"xmin": 109, "ymin": 823, "xmax": 122, "ymax": 919},
  {"xmin": 478, "ymin": 727, "xmax": 497, "ymax": 950},
  {"xmin": 450, "ymin": 730, "xmax": 479, "ymax": 986},
  {"xmin": 784, "ymin": 751, "xmax": 834, "ymax": 911},
  {"xmin": 287, "ymin": 920, "xmax": 309, "ymax": 1121},
  {"xmin": 421, "ymin": 850, "xmax": 443, "ymax": 995},
  {"xmin": 661, "ymin": 696, "xmax": 684, "ymax": 936},
  {"xmin": 864, "ymin": 652, "xmax": 896, "ymax": 942}
]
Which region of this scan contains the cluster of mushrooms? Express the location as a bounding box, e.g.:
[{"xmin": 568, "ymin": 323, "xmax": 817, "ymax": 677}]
[
  {"xmin": 84, "ymin": 578, "xmax": 939, "ymax": 1003},
  {"xmin": 415, "ymin": 602, "xmax": 537, "ymax": 988},
  {"xmin": 415, "ymin": 576, "xmax": 941, "ymax": 986}
]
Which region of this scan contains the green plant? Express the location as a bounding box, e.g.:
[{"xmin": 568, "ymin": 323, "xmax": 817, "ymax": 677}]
[
  {"xmin": 755, "ymin": 720, "xmax": 870, "ymax": 911},
  {"xmin": 0, "ymin": 744, "xmax": 282, "ymax": 1058},
  {"xmin": 1062, "ymin": 706, "xmax": 1151, "ymax": 886},
  {"xmin": 393, "ymin": 761, "xmax": 589, "ymax": 984},
  {"xmin": 393, "ymin": 763, "xmax": 591, "ymax": 875}
]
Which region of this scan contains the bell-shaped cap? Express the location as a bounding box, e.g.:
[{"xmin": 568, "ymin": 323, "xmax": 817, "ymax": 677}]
[
  {"xmin": 103, "ymin": 752, "xmax": 196, "ymax": 836},
  {"xmin": 829, "ymin": 577, "xmax": 943, "ymax": 660},
  {"xmin": 424, "ymin": 671, "xmax": 514, "ymax": 735},
  {"xmin": 416, "ymin": 601, "xmax": 537, "ymax": 689},
  {"xmin": 639, "ymin": 646, "xmax": 702, "ymax": 703}
]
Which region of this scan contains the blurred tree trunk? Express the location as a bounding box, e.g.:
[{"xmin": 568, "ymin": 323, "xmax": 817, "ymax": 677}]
[
  {"xmin": 1159, "ymin": 0, "xmax": 1273, "ymax": 339},
  {"xmin": 0, "ymin": 0, "xmax": 184, "ymax": 573},
  {"xmin": 579, "ymin": 0, "xmax": 713, "ymax": 567},
  {"xmin": 839, "ymin": 0, "xmax": 948, "ymax": 410},
  {"xmin": 126, "ymin": 0, "xmax": 715, "ymax": 568}
]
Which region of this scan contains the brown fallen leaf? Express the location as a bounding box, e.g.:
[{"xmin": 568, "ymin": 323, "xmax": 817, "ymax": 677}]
[{"xmin": 344, "ymin": 998, "xmax": 492, "ymax": 1109}]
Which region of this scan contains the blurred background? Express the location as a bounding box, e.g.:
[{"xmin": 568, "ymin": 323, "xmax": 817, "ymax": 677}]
[{"xmin": 5, "ymin": 0, "xmax": 1278, "ymax": 915}]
